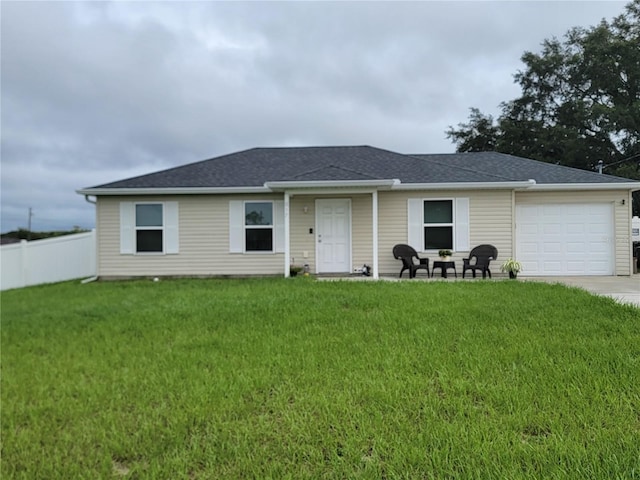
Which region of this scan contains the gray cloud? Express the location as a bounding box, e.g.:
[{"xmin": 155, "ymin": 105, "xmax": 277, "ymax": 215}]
[{"xmin": 1, "ymin": 1, "xmax": 625, "ymax": 231}]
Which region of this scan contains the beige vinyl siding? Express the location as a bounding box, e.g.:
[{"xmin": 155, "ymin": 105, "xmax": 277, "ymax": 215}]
[
  {"xmin": 96, "ymin": 188, "xmax": 632, "ymax": 278},
  {"xmin": 288, "ymin": 196, "xmax": 316, "ymax": 270},
  {"xmin": 515, "ymin": 190, "xmax": 632, "ymax": 275},
  {"xmin": 350, "ymin": 195, "xmax": 374, "ymax": 271},
  {"xmin": 378, "ymin": 190, "xmax": 513, "ymax": 275},
  {"xmin": 97, "ymin": 195, "xmax": 284, "ymax": 277}
]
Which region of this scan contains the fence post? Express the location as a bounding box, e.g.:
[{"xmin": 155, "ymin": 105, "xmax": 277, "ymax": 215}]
[
  {"xmin": 92, "ymin": 228, "xmax": 98, "ymax": 277},
  {"xmin": 20, "ymin": 239, "xmax": 28, "ymax": 288}
]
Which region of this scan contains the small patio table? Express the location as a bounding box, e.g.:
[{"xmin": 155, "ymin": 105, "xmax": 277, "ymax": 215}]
[{"xmin": 431, "ymin": 260, "xmax": 457, "ymax": 278}]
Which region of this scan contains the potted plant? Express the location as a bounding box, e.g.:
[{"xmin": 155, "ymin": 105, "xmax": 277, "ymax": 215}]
[
  {"xmin": 501, "ymin": 258, "xmax": 522, "ymax": 279},
  {"xmin": 438, "ymin": 249, "xmax": 452, "ymax": 261},
  {"xmin": 289, "ymin": 265, "xmax": 303, "ymax": 277}
]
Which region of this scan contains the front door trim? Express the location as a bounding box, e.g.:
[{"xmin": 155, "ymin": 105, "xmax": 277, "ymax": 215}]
[{"xmin": 315, "ymin": 198, "xmax": 352, "ymax": 274}]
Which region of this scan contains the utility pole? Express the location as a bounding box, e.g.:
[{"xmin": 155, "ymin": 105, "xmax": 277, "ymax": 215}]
[
  {"xmin": 596, "ymin": 153, "xmax": 640, "ymax": 174},
  {"xmin": 27, "ymin": 207, "xmax": 33, "ymax": 241}
]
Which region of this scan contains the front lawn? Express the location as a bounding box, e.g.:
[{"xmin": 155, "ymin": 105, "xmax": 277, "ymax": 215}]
[{"xmin": 2, "ymin": 278, "xmax": 639, "ymax": 478}]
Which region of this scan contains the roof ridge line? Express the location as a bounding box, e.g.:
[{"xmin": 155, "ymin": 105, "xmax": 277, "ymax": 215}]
[
  {"xmin": 254, "ymin": 145, "xmax": 370, "ymax": 151},
  {"xmin": 291, "ymin": 163, "xmax": 378, "ymax": 180}
]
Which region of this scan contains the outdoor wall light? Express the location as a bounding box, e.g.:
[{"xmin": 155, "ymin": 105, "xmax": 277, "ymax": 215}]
[{"xmin": 303, "ymin": 205, "xmax": 309, "ymax": 214}]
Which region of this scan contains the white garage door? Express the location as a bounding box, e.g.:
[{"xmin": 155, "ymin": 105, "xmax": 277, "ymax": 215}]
[{"xmin": 516, "ymin": 203, "xmax": 614, "ymax": 276}]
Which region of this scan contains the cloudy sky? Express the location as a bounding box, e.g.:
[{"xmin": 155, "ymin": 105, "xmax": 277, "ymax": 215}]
[{"xmin": 1, "ymin": 1, "xmax": 625, "ymax": 232}]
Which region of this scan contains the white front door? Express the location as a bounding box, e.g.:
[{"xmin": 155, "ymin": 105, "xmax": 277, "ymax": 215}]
[
  {"xmin": 516, "ymin": 203, "xmax": 614, "ymax": 276},
  {"xmin": 316, "ymin": 199, "xmax": 351, "ymax": 273}
]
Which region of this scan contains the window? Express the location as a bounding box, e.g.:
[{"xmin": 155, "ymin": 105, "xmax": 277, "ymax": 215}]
[
  {"xmin": 120, "ymin": 202, "xmax": 178, "ymax": 255},
  {"xmin": 423, "ymin": 200, "xmax": 453, "ymax": 250},
  {"xmin": 245, "ymin": 202, "xmax": 273, "ymax": 251},
  {"xmin": 136, "ymin": 204, "xmax": 164, "ymax": 252},
  {"xmin": 228, "ymin": 200, "xmax": 284, "ymax": 254},
  {"xmin": 407, "ymin": 198, "xmax": 468, "ymax": 252}
]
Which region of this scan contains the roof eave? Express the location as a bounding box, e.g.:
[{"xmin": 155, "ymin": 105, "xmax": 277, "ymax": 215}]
[
  {"xmin": 264, "ymin": 179, "xmax": 400, "ymax": 190},
  {"xmin": 392, "ymin": 180, "xmax": 537, "ymax": 190},
  {"xmin": 76, "ymin": 179, "xmax": 640, "ymax": 196},
  {"xmin": 76, "ymin": 186, "xmax": 272, "ymax": 196},
  {"xmin": 527, "ymin": 182, "xmax": 640, "ymax": 191}
]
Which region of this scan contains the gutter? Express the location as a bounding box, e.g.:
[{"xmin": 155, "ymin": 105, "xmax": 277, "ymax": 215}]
[
  {"xmin": 265, "ymin": 179, "xmax": 400, "ymax": 190},
  {"xmin": 526, "ymin": 182, "xmax": 640, "ymax": 191},
  {"xmin": 76, "ymin": 179, "xmax": 640, "ymax": 197},
  {"xmin": 391, "ymin": 180, "xmax": 537, "ymax": 190},
  {"xmin": 76, "ymin": 186, "xmax": 271, "ymax": 196}
]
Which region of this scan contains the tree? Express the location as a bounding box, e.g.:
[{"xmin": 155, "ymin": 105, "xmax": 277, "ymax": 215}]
[
  {"xmin": 445, "ymin": 108, "xmax": 499, "ymax": 153},
  {"xmin": 447, "ymin": 0, "xmax": 640, "ymax": 213}
]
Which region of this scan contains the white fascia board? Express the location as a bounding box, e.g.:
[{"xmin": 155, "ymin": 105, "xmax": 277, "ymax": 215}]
[
  {"xmin": 264, "ymin": 179, "xmax": 400, "ymax": 190},
  {"xmin": 76, "ymin": 186, "xmax": 271, "ymax": 196},
  {"xmin": 527, "ymin": 182, "xmax": 640, "ymax": 191},
  {"xmin": 392, "ymin": 180, "xmax": 537, "ymax": 190}
]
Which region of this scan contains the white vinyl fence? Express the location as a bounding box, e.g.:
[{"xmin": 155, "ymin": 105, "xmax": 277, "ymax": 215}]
[{"xmin": 1, "ymin": 230, "xmax": 96, "ymax": 291}]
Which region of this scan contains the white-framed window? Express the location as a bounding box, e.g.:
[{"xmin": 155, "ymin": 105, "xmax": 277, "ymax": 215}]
[
  {"xmin": 244, "ymin": 201, "xmax": 274, "ymax": 252},
  {"xmin": 408, "ymin": 197, "xmax": 469, "ymax": 252},
  {"xmin": 136, "ymin": 203, "xmax": 164, "ymax": 252},
  {"xmin": 229, "ymin": 199, "xmax": 285, "ymax": 254},
  {"xmin": 423, "ymin": 199, "xmax": 454, "ymax": 250},
  {"xmin": 120, "ymin": 201, "xmax": 179, "ymax": 255}
]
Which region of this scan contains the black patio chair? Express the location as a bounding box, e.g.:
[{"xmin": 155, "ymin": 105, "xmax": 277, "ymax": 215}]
[
  {"xmin": 392, "ymin": 244, "xmax": 430, "ymax": 278},
  {"xmin": 462, "ymin": 244, "xmax": 498, "ymax": 279}
]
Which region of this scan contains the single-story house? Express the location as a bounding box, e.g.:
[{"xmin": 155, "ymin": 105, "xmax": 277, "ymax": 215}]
[{"xmin": 77, "ymin": 146, "xmax": 640, "ymax": 279}]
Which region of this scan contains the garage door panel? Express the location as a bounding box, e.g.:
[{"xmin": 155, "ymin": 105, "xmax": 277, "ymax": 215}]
[
  {"xmin": 588, "ymin": 224, "xmax": 609, "ymax": 235},
  {"xmin": 542, "ymin": 242, "xmax": 562, "ymax": 253},
  {"xmin": 588, "ymin": 241, "xmax": 609, "ymax": 253},
  {"xmin": 566, "ymin": 204, "xmax": 587, "ymax": 215},
  {"xmin": 543, "ymin": 261, "xmax": 562, "ymax": 273},
  {"xmin": 566, "ymin": 241, "xmax": 586, "ymax": 254},
  {"xmin": 543, "ymin": 223, "xmax": 562, "ymax": 234},
  {"xmin": 519, "ymin": 224, "xmax": 539, "ymax": 235},
  {"xmin": 521, "ymin": 261, "xmax": 540, "ymax": 274},
  {"xmin": 566, "ymin": 260, "xmax": 587, "ymax": 273},
  {"xmin": 542, "ymin": 205, "xmax": 561, "ymax": 215},
  {"xmin": 520, "ymin": 242, "xmax": 539, "ymax": 254},
  {"xmin": 516, "ymin": 203, "xmax": 613, "ymax": 276},
  {"xmin": 566, "ymin": 223, "xmax": 585, "ymax": 234},
  {"xmin": 588, "ymin": 260, "xmax": 610, "ymax": 274}
]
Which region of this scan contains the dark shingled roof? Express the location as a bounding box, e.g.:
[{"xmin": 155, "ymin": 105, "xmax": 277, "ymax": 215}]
[
  {"xmin": 86, "ymin": 146, "xmax": 634, "ymax": 190},
  {"xmin": 410, "ymin": 152, "xmax": 633, "ymax": 184}
]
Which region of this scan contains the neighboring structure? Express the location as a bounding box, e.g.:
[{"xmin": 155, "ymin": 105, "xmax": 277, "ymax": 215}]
[{"xmin": 77, "ymin": 146, "xmax": 640, "ymax": 279}]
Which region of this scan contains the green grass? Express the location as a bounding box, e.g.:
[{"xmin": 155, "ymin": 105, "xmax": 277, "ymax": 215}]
[{"xmin": 2, "ymin": 278, "xmax": 639, "ymax": 479}]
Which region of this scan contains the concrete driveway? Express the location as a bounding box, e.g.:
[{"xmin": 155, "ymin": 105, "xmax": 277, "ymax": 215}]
[{"xmin": 524, "ymin": 274, "xmax": 640, "ymax": 308}]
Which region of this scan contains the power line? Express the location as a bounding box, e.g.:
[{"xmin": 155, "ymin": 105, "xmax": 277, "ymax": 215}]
[{"xmin": 597, "ymin": 153, "xmax": 640, "ymax": 173}]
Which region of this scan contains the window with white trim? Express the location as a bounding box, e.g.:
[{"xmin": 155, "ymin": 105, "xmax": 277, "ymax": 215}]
[
  {"xmin": 423, "ymin": 200, "xmax": 453, "ymax": 250},
  {"xmin": 119, "ymin": 201, "xmax": 179, "ymax": 255},
  {"xmin": 407, "ymin": 198, "xmax": 469, "ymax": 252},
  {"xmin": 136, "ymin": 203, "xmax": 164, "ymax": 252},
  {"xmin": 245, "ymin": 201, "xmax": 273, "ymax": 252}
]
